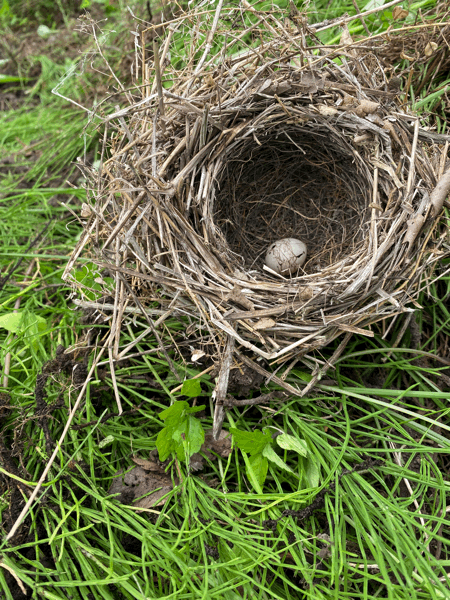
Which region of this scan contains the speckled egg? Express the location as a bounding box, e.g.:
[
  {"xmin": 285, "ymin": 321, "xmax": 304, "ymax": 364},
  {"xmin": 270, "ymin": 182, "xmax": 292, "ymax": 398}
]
[{"xmin": 265, "ymin": 238, "xmax": 307, "ymax": 275}]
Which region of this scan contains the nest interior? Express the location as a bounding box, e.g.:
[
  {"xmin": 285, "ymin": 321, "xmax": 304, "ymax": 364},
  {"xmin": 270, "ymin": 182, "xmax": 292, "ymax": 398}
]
[
  {"xmin": 214, "ymin": 129, "xmax": 369, "ymax": 273},
  {"xmin": 66, "ymin": 7, "xmax": 450, "ymax": 415}
]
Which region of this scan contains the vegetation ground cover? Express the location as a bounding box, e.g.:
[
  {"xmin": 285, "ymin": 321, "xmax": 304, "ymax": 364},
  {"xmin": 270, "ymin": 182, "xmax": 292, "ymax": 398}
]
[{"xmin": 0, "ymin": 1, "xmax": 449, "ymax": 599}]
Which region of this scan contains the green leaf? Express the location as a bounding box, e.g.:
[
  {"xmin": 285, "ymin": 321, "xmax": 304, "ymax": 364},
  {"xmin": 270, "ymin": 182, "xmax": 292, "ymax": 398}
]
[
  {"xmin": 74, "ymin": 264, "xmax": 94, "ymax": 284},
  {"xmin": 103, "ymin": 276, "xmax": 114, "ymax": 288},
  {"xmin": 304, "ymin": 455, "xmax": 320, "ymax": 489},
  {"xmin": 262, "ymin": 444, "xmax": 294, "ymax": 474},
  {"xmin": 172, "ymin": 415, "xmax": 204, "ymax": 456},
  {"xmin": 157, "ymin": 402, "xmax": 205, "ymax": 462},
  {"xmin": 171, "ymin": 418, "xmax": 187, "ymax": 441},
  {"xmin": 185, "ymin": 415, "xmax": 204, "ymax": 454},
  {"xmin": 156, "ymin": 426, "xmax": 176, "ymax": 461},
  {"xmin": 247, "ymin": 453, "xmax": 268, "ymax": 489},
  {"xmin": 230, "ymin": 428, "xmax": 272, "ymax": 455},
  {"xmin": 276, "ymin": 433, "xmax": 308, "ymax": 457},
  {"xmin": 0, "ymin": 312, "xmax": 24, "ymax": 334},
  {"xmin": 74, "ymin": 263, "xmax": 103, "ymax": 301},
  {"xmin": 176, "ymin": 443, "xmax": 186, "ymax": 462},
  {"xmin": 0, "ymin": 310, "xmax": 47, "ymax": 348},
  {"xmin": 181, "ymin": 378, "xmax": 202, "ymax": 398},
  {"xmin": 159, "ymin": 401, "xmax": 188, "ymax": 426},
  {"xmin": 185, "ymin": 404, "xmax": 206, "ymax": 414}
]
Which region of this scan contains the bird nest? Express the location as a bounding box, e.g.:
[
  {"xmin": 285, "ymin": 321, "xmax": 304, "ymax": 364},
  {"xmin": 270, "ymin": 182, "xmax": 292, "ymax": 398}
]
[{"xmin": 65, "ymin": 6, "xmax": 450, "ymax": 432}]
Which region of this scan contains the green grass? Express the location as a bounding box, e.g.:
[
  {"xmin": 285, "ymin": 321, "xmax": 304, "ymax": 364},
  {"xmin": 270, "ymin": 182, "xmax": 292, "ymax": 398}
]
[{"xmin": 1, "ymin": 0, "xmax": 450, "ymax": 598}]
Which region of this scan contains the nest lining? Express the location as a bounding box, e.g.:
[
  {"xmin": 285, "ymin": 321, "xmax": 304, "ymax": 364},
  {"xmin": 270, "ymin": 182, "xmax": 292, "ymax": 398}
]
[
  {"xmin": 214, "ymin": 128, "xmax": 370, "ymax": 273},
  {"xmin": 65, "ymin": 7, "xmax": 450, "ymax": 421}
]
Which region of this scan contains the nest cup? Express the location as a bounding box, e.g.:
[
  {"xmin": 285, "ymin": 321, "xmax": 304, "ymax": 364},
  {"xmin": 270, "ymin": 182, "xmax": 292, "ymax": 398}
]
[
  {"xmin": 65, "ymin": 6, "xmax": 450, "ymax": 429},
  {"xmin": 214, "ymin": 128, "xmax": 369, "ymax": 274}
]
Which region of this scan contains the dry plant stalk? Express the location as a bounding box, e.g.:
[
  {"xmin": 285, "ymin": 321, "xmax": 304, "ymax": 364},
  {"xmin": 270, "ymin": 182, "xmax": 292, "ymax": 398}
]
[{"xmin": 64, "ymin": 6, "xmax": 450, "ymax": 434}]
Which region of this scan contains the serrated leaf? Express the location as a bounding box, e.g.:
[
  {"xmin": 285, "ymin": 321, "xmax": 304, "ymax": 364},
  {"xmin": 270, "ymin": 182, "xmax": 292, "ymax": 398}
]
[
  {"xmin": 247, "ymin": 453, "xmax": 268, "ymax": 489},
  {"xmin": 276, "ymin": 434, "xmax": 308, "ymax": 457},
  {"xmin": 181, "ymin": 378, "xmax": 202, "ymax": 398},
  {"xmin": 262, "ymin": 444, "xmax": 294, "ymax": 474},
  {"xmin": 157, "ymin": 403, "xmax": 205, "ymax": 462},
  {"xmin": 230, "ymin": 428, "xmax": 272, "ymax": 455},
  {"xmin": 156, "ymin": 427, "xmax": 176, "ymax": 461}
]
